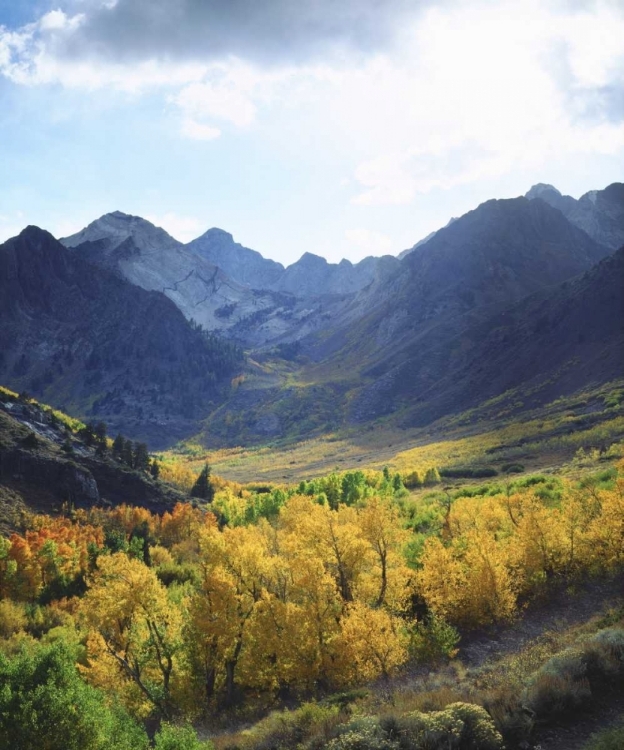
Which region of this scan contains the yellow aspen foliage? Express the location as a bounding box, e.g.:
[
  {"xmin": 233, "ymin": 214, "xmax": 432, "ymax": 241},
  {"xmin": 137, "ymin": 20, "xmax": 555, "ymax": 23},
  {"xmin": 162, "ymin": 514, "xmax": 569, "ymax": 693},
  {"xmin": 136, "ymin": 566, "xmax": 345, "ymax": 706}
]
[
  {"xmin": 357, "ymin": 497, "xmax": 412, "ymax": 610},
  {"xmin": 281, "ymin": 496, "xmax": 371, "ymax": 603},
  {"xmin": 333, "ymin": 601, "xmax": 408, "ymax": 684},
  {"xmin": 79, "ymin": 552, "xmax": 183, "ymax": 718},
  {"xmin": 416, "ymin": 537, "xmax": 468, "ymax": 623}
]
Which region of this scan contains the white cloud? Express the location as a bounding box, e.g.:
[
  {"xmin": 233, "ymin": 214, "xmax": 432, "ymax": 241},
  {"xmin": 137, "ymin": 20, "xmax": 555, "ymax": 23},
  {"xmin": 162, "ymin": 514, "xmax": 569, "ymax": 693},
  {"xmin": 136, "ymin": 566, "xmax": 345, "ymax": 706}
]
[
  {"xmin": 0, "ymin": 0, "xmax": 623, "ymax": 209},
  {"xmin": 174, "ymin": 76, "xmax": 257, "ymax": 129},
  {"xmin": 145, "ymin": 212, "xmax": 205, "ymax": 243},
  {"xmin": 180, "ymin": 118, "xmax": 222, "ymax": 141},
  {"xmin": 339, "ymin": 0, "xmax": 624, "ymax": 205}
]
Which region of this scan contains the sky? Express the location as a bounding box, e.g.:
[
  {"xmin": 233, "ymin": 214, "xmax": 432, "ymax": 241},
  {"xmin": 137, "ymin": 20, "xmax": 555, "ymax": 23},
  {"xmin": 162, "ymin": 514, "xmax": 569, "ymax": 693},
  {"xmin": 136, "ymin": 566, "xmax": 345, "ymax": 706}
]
[{"xmin": 0, "ymin": 0, "xmax": 623, "ymax": 265}]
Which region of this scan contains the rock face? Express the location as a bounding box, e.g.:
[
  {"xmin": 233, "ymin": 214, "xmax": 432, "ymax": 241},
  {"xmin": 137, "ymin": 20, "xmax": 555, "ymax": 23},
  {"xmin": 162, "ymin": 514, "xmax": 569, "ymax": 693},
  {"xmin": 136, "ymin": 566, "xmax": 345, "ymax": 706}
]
[
  {"xmin": 320, "ymin": 195, "xmax": 612, "ymax": 357},
  {"xmin": 188, "ymin": 226, "xmax": 399, "ymax": 296},
  {"xmin": 62, "ymin": 213, "xmax": 358, "ymax": 346},
  {"xmin": 187, "ymin": 228, "xmax": 285, "ymax": 289},
  {"xmin": 62, "ymin": 212, "xmax": 289, "ymax": 337},
  {"xmin": 302, "ymin": 196, "xmax": 615, "ymax": 425},
  {"xmin": 526, "ymin": 182, "xmax": 624, "ymax": 250},
  {"xmin": 398, "ymin": 217, "xmax": 458, "ymax": 259},
  {"xmin": 377, "ymin": 243, "xmax": 624, "ymax": 427},
  {"xmin": 0, "ymin": 226, "xmax": 243, "ymax": 445}
]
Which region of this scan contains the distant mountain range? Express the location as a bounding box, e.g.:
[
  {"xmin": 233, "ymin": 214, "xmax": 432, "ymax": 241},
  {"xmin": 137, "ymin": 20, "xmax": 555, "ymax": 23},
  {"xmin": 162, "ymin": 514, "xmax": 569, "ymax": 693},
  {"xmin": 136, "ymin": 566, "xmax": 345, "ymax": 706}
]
[{"xmin": 1, "ymin": 181, "xmax": 622, "ymax": 446}]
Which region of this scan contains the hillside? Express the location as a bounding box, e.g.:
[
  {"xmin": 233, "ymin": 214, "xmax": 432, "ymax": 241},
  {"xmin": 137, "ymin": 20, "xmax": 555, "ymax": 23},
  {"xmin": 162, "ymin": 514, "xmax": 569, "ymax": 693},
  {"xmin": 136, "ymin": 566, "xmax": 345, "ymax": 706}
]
[
  {"xmin": 0, "ymin": 390, "xmax": 186, "ymax": 532},
  {"xmin": 0, "ymin": 226, "xmax": 243, "ymax": 446}
]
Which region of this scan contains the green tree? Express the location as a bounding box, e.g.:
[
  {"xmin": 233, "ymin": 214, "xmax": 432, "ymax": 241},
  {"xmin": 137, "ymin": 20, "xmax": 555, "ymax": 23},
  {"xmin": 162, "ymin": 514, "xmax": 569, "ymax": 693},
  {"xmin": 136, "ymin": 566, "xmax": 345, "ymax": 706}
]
[
  {"xmin": 121, "ymin": 439, "xmax": 134, "ymax": 468},
  {"xmin": 154, "ymin": 723, "xmax": 213, "ymax": 750},
  {"xmin": 191, "ymin": 463, "xmax": 214, "ymax": 502},
  {"xmin": 0, "ymin": 641, "xmax": 148, "ymax": 750},
  {"xmin": 133, "ymin": 442, "xmax": 150, "ymax": 472}
]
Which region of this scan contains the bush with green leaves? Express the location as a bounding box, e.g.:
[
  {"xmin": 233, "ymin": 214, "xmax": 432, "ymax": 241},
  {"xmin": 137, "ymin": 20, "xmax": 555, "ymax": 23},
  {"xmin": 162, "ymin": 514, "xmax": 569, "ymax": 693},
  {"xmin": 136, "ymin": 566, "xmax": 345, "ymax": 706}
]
[
  {"xmin": 154, "ymin": 722, "xmax": 214, "ymax": 750},
  {"xmin": 525, "ymin": 628, "xmax": 624, "ymax": 719},
  {"xmin": 525, "ymin": 648, "xmax": 591, "ymax": 716},
  {"xmin": 0, "ymin": 641, "xmax": 148, "ymax": 750},
  {"xmin": 325, "ymin": 716, "xmax": 397, "ymax": 750},
  {"xmin": 408, "ymin": 615, "xmax": 460, "ymax": 662},
  {"xmin": 239, "ymin": 701, "xmax": 341, "ymax": 750}
]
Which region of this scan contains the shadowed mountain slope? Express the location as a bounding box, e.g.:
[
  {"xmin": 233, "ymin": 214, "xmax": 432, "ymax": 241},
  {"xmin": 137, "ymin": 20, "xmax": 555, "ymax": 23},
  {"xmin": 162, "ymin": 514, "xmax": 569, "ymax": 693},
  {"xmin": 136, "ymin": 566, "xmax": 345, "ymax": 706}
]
[
  {"xmin": 0, "ymin": 227, "xmax": 243, "ymax": 446},
  {"xmin": 355, "ymin": 244, "xmax": 624, "ymax": 426}
]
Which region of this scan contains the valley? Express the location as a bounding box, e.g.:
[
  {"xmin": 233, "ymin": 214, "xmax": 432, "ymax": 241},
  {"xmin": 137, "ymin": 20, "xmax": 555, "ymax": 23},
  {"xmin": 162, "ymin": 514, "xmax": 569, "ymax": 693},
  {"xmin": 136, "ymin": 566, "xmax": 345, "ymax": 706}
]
[{"xmin": 0, "ymin": 179, "xmax": 623, "ymax": 750}]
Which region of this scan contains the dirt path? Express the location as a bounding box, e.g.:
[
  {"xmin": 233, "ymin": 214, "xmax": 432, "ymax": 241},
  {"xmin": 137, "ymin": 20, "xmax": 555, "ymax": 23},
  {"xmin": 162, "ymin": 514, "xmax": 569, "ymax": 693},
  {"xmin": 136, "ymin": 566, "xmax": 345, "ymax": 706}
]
[{"xmin": 460, "ymin": 572, "xmax": 624, "ymax": 669}]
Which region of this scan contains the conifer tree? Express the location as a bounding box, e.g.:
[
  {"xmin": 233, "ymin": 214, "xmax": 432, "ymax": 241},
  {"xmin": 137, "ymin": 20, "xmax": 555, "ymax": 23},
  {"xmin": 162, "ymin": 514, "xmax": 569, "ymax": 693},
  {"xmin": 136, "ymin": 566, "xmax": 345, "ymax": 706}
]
[{"xmin": 191, "ymin": 463, "xmax": 214, "ymax": 502}]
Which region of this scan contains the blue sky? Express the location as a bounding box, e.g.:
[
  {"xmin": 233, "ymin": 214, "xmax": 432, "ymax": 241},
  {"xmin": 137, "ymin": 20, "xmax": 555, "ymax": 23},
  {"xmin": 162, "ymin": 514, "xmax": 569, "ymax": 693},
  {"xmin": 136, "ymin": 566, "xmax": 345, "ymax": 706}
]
[{"xmin": 1, "ymin": 0, "xmax": 623, "ymax": 264}]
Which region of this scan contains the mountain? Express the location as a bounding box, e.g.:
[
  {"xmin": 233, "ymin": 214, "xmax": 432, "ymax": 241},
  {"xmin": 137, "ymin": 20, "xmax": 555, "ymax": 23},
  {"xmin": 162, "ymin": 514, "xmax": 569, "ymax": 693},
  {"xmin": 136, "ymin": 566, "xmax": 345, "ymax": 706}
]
[
  {"xmin": 314, "ymin": 195, "xmax": 612, "ymax": 367},
  {"xmin": 187, "ymin": 226, "xmax": 399, "ymax": 296},
  {"xmin": 62, "ymin": 212, "xmax": 356, "ymax": 346},
  {"xmin": 398, "ymin": 217, "xmax": 458, "ymax": 259},
  {"xmin": 273, "ymin": 252, "xmax": 398, "ymax": 296},
  {"xmin": 195, "ymin": 195, "xmax": 619, "ymax": 443},
  {"xmin": 0, "ymin": 226, "xmax": 243, "ymax": 446},
  {"xmin": 61, "ymin": 212, "xmax": 288, "ymax": 339},
  {"xmin": 186, "ymin": 227, "xmax": 285, "ymax": 289},
  {"xmin": 526, "ymin": 182, "xmax": 624, "ymax": 250},
  {"xmin": 375, "ymin": 244, "xmax": 624, "ymax": 427}
]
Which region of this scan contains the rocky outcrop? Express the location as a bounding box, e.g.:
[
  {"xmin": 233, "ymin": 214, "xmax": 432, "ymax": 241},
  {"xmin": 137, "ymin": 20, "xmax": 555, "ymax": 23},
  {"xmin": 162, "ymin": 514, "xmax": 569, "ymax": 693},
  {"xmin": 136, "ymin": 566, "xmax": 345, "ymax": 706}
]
[
  {"xmin": 526, "ymin": 182, "xmax": 624, "ymax": 250},
  {"xmin": 187, "ymin": 228, "xmax": 285, "ymax": 289},
  {"xmin": 0, "ymin": 397, "xmax": 187, "ymax": 521}
]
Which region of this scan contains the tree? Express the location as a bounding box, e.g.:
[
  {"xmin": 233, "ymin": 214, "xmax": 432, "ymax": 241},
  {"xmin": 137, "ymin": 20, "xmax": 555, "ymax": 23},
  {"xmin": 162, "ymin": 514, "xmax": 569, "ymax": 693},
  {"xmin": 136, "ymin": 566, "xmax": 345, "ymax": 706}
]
[
  {"xmin": 0, "ymin": 641, "xmax": 148, "ymax": 750},
  {"xmin": 112, "ymin": 434, "xmax": 125, "ymax": 459},
  {"xmin": 80, "ymin": 553, "xmax": 183, "ymax": 718},
  {"xmin": 121, "ymin": 439, "xmax": 134, "ymax": 468},
  {"xmin": 133, "ymin": 443, "xmax": 150, "ymax": 473},
  {"xmin": 151, "ymin": 461, "xmax": 160, "ymax": 480},
  {"xmin": 423, "ymin": 467, "xmax": 441, "ymax": 486},
  {"xmin": 191, "ymin": 463, "xmax": 214, "ymax": 502}
]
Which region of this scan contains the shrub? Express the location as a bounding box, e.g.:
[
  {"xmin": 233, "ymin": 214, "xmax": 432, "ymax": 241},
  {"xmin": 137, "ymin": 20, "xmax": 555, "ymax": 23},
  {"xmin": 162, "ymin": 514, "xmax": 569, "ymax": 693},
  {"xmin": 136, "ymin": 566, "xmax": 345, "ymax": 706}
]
[
  {"xmin": 0, "ymin": 641, "xmax": 148, "ymax": 750},
  {"xmin": 440, "ymin": 467, "xmax": 498, "ymax": 479},
  {"xmin": 154, "ymin": 723, "xmax": 213, "ymax": 750},
  {"xmin": 0, "ymin": 600, "xmax": 27, "ymax": 638},
  {"xmin": 583, "ymin": 722, "xmax": 624, "ymax": 750},
  {"xmin": 327, "ymin": 704, "xmax": 503, "ymax": 750},
  {"xmin": 525, "ymin": 648, "xmax": 591, "ymax": 717},
  {"xmin": 408, "ymin": 615, "xmax": 460, "ymax": 662},
  {"xmin": 501, "ymin": 463, "xmax": 524, "ymax": 474},
  {"xmin": 240, "ymin": 702, "xmax": 341, "ymax": 750},
  {"xmin": 326, "ymin": 717, "xmax": 396, "ymax": 750}
]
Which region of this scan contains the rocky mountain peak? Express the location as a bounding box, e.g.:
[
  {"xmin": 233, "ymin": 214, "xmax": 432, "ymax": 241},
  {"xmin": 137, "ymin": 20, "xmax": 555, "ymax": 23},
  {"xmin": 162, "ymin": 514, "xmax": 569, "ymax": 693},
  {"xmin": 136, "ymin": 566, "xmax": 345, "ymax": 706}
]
[
  {"xmin": 294, "ymin": 252, "xmax": 328, "ymax": 268},
  {"xmin": 525, "ymin": 183, "xmax": 562, "ymax": 200},
  {"xmin": 62, "ymin": 212, "xmax": 181, "ymax": 253},
  {"xmin": 197, "ymin": 227, "xmax": 235, "ymax": 243}
]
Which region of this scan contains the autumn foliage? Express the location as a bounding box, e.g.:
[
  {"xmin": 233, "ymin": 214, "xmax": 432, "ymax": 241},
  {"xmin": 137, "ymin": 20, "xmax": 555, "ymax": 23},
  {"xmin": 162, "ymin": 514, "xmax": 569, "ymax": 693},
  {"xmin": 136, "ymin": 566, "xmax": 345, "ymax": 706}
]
[{"xmin": 0, "ymin": 459, "xmax": 623, "ymax": 726}]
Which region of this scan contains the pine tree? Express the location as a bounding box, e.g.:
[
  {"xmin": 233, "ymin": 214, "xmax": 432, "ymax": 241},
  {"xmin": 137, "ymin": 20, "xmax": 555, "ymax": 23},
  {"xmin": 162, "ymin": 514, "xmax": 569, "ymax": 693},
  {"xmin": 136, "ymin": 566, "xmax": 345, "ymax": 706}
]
[
  {"xmin": 191, "ymin": 463, "xmax": 214, "ymax": 502},
  {"xmin": 112, "ymin": 434, "xmax": 125, "ymax": 459},
  {"xmin": 133, "ymin": 443, "xmax": 150, "ymax": 473},
  {"xmin": 121, "ymin": 439, "xmax": 134, "ymax": 468}
]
